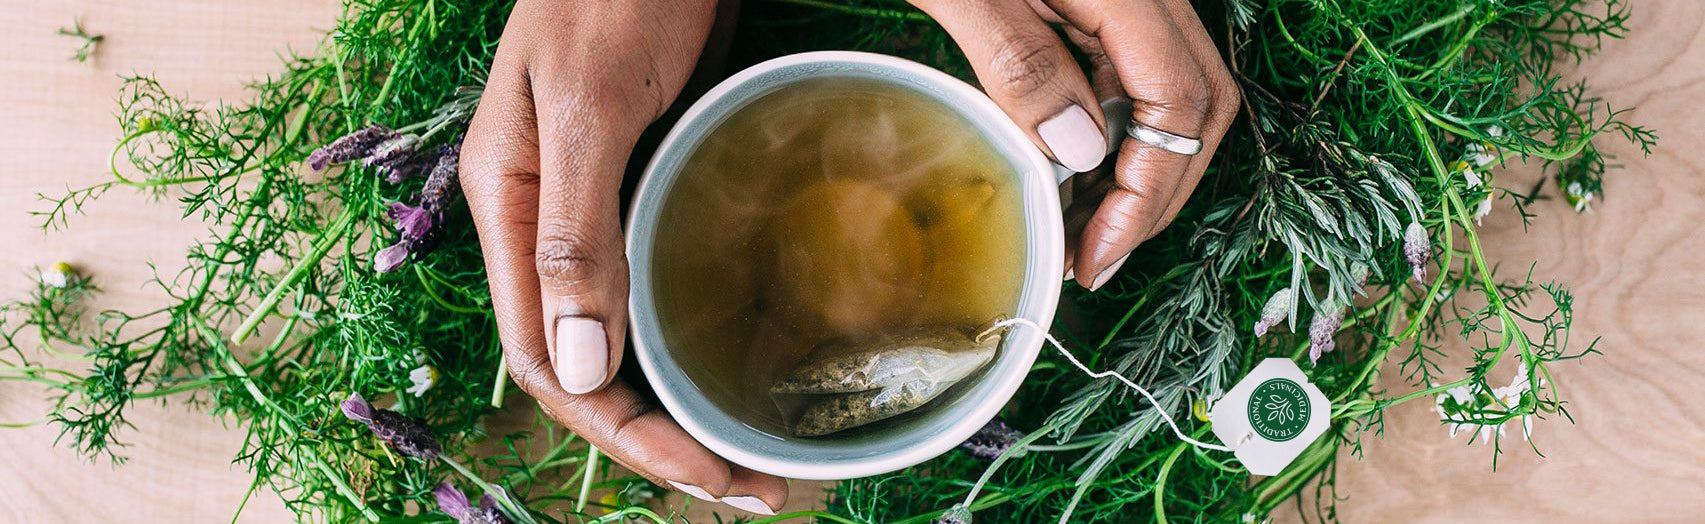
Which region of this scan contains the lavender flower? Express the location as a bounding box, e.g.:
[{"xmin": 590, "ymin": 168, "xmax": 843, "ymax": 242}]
[
  {"xmin": 1403, "ymin": 221, "xmax": 1430, "ymax": 283},
  {"xmin": 340, "ymin": 393, "xmax": 440, "ymax": 460},
  {"xmin": 375, "ymin": 143, "xmax": 462, "ymax": 273},
  {"xmin": 377, "ymin": 153, "xmax": 434, "ymax": 183},
  {"xmin": 388, "ymin": 202, "xmax": 437, "ymax": 240},
  {"xmin": 435, "ymin": 483, "xmax": 512, "ymax": 524},
  {"xmin": 934, "ymin": 504, "xmax": 972, "ymax": 524},
  {"xmin": 1308, "ymin": 305, "xmax": 1346, "ymax": 365},
  {"xmin": 363, "ymin": 134, "xmax": 423, "ymax": 170},
  {"xmin": 1350, "ymin": 263, "xmax": 1372, "ymax": 296},
  {"xmin": 959, "ymin": 417, "xmax": 1025, "ymax": 460},
  {"xmin": 1253, "ymin": 287, "xmax": 1294, "ymax": 338},
  {"xmin": 307, "ymin": 125, "xmax": 395, "ymax": 171},
  {"xmin": 420, "ymin": 143, "xmax": 461, "ymax": 213}
]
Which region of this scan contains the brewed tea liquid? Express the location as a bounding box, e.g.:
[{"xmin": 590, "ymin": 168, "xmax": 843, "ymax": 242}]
[{"xmin": 651, "ymin": 77, "xmax": 1026, "ymax": 435}]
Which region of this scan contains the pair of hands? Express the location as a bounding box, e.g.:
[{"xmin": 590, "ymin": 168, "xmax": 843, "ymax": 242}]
[{"xmin": 460, "ymin": 0, "xmax": 1237, "ymax": 513}]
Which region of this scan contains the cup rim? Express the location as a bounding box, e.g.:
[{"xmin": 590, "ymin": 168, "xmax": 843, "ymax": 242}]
[{"xmin": 625, "ymin": 51, "xmax": 1064, "ymax": 480}]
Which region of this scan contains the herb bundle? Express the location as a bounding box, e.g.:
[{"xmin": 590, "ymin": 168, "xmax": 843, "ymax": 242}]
[{"xmin": 1, "ymin": 0, "xmax": 1651, "ymax": 523}]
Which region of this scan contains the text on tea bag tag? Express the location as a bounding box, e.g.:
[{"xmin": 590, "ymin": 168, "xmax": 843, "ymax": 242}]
[{"xmin": 1208, "ymin": 358, "xmax": 1331, "ymax": 476}]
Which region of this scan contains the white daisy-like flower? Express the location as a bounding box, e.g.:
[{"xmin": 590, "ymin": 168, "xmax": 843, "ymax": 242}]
[
  {"xmin": 1492, "ymin": 363, "xmax": 1543, "ymax": 440},
  {"xmin": 1449, "ymin": 160, "xmax": 1484, "ymax": 188},
  {"xmin": 1566, "ymin": 182, "xmax": 1594, "ymax": 212},
  {"xmin": 1434, "ymin": 383, "xmax": 1483, "ymax": 441},
  {"xmin": 407, "ymin": 359, "xmax": 438, "ymax": 397},
  {"xmin": 41, "ymin": 262, "xmax": 74, "ymax": 288},
  {"xmin": 1474, "ymin": 196, "xmax": 1494, "ymax": 225},
  {"xmin": 1465, "ymin": 142, "xmax": 1497, "ymax": 168},
  {"xmin": 1432, "ymin": 363, "xmax": 1545, "ymax": 444}
]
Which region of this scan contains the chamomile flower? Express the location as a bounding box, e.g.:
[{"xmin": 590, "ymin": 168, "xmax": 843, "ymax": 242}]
[
  {"xmin": 1565, "ymin": 182, "xmax": 1594, "ymax": 212},
  {"xmin": 407, "ymin": 364, "xmax": 439, "ymax": 397},
  {"xmin": 1474, "ymin": 196, "xmax": 1494, "ymax": 225},
  {"xmin": 1465, "ymin": 142, "xmax": 1498, "ymax": 168},
  {"xmin": 41, "ymin": 262, "xmax": 75, "ymax": 288},
  {"xmin": 1450, "ymin": 160, "xmax": 1483, "ymax": 188},
  {"xmin": 1432, "ymin": 363, "xmax": 1544, "ymax": 444}
]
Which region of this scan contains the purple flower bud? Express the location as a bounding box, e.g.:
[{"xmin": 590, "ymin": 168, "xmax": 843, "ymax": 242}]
[
  {"xmin": 435, "ymin": 483, "xmax": 512, "ymax": 524},
  {"xmin": 436, "ymin": 482, "xmax": 473, "ymax": 519},
  {"xmin": 308, "ymin": 125, "xmax": 395, "ymax": 171},
  {"xmin": 934, "ymin": 504, "xmax": 972, "ymax": 524},
  {"xmin": 1308, "ymin": 305, "xmax": 1346, "ymax": 365},
  {"xmin": 340, "ymin": 392, "xmax": 375, "ymax": 424},
  {"xmin": 372, "ymin": 140, "xmax": 461, "ymax": 274},
  {"xmin": 388, "ymin": 203, "xmax": 437, "ymax": 242},
  {"xmin": 1403, "ymin": 221, "xmax": 1430, "ymax": 283},
  {"xmin": 420, "ymin": 143, "xmax": 461, "ymax": 214},
  {"xmin": 1350, "ymin": 263, "xmax": 1372, "ymax": 296},
  {"xmin": 379, "ymin": 154, "xmax": 434, "ymax": 184},
  {"xmin": 959, "ymin": 417, "xmax": 1025, "ymax": 460},
  {"xmin": 363, "ymin": 134, "xmax": 423, "ymax": 169},
  {"xmin": 1253, "ymin": 287, "xmax": 1293, "ymax": 338},
  {"xmin": 340, "ymin": 392, "xmax": 440, "ymax": 460},
  {"xmin": 375, "ymin": 243, "xmax": 409, "ymax": 273}
]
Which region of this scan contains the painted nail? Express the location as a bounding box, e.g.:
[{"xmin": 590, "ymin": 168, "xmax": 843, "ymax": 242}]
[
  {"xmin": 667, "ymin": 480, "xmax": 717, "ymax": 502},
  {"xmin": 722, "ymin": 495, "xmax": 777, "ymax": 515},
  {"xmin": 553, "ymin": 317, "xmax": 607, "ymax": 394},
  {"xmin": 1088, "ymin": 253, "xmax": 1131, "ymax": 292},
  {"xmin": 1037, "ymin": 104, "xmax": 1107, "ymax": 173},
  {"xmin": 1064, "ymin": 267, "xmax": 1075, "ymax": 281}
]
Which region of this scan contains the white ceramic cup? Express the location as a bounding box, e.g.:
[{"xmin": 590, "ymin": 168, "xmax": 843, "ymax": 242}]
[{"xmin": 626, "ymin": 51, "xmax": 1126, "ymax": 480}]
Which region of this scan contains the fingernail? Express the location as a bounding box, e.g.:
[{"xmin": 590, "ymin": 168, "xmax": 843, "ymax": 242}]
[
  {"xmin": 1038, "ymin": 104, "xmax": 1106, "ymax": 173},
  {"xmin": 667, "ymin": 480, "xmax": 717, "ymax": 503},
  {"xmin": 722, "ymin": 495, "xmax": 777, "ymax": 515},
  {"xmin": 553, "ymin": 317, "xmax": 608, "ymax": 394},
  {"xmin": 1088, "ymin": 254, "xmax": 1130, "ymax": 292},
  {"xmin": 1064, "ymin": 267, "xmax": 1075, "ymax": 281}
]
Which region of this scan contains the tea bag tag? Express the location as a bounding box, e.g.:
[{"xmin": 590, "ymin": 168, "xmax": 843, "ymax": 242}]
[{"xmin": 1208, "ymin": 358, "xmax": 1330, "ymax": 476}]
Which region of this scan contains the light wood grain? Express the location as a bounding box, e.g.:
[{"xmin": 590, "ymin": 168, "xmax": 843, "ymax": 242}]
[
  {"xmin": 1282, "ymin": 1, "xmax": 1705, "ymax": 522},
  {"xmin": 1, "ymin": 1, "xmax": 1701, "ymax": 523},
  {"xmin": 0, "ymin": 1, "xmax": 336, "ymax": 522}
]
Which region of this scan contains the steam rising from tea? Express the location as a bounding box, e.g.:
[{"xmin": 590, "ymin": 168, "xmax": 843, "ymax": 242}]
[{"xmin": 651, "ymin": 77, "xmax": 1025, "ymax": 436}]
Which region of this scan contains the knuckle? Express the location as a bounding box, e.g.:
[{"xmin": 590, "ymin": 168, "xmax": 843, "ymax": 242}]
[
  {"xmin": 1210, "ymin": 78, "xmax": 1242, "ymax": 122},
  {"xmin": 988, "ymin": 34, "xmax": 1067, "ymax": 99},
  {"xmin": 1152, "ymin": 74, "xmax": 1215, "ymax": 121},
  {"xmin": 534, "ymin": 228, "xmax": 608, "ymax": 288}
]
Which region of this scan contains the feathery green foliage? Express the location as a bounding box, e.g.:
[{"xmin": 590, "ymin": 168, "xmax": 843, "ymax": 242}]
[{"xmin": 2, "ymin": 0, "xmax": 1651, "ymax": 522}]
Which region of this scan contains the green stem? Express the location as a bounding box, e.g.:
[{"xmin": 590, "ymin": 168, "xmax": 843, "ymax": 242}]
[
  {"xmin": 748, "ymin": 511, "xmax": 865, "ymax": 524},
  {"xmin": 231, "ymin": 210, "xmax": 357, "ymax": 345},
  {"xmin": 1152, "ymin": 444, "xmax": 1188, "ymax": 524},
  {"xmin": 1391, "ymin": 3, "xmax": 1477, "ymax": 45},
  {"xmin": 368, "ymin": 0, "xmax": 435, "ymax": 112},
  {"xmin": 577, "ymin": 445, "xmax": 601, "ymax": 512},
  {"xmin": 189, "ymin": 317, "xmax": 377, "ymax": 522}
]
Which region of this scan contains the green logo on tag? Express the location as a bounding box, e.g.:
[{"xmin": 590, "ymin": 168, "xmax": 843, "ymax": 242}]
[{"xmin": 1247, "ymin": 378, "xmax": 1310, "ymax": 442}]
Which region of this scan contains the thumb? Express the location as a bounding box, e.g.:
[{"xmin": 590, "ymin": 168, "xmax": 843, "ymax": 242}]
[
  {"xmin": 911, "ymin": 0, "xmax": 1107, "ymax": 172},
  {"xmin": 533, "ymin": 102, "xmax": 638, "ymax": 395}
]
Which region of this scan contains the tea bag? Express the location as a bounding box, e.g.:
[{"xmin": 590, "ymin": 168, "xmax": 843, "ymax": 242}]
[{"xmin": 772, "ymin": 328, "xmax": 998, "ymax": 437}]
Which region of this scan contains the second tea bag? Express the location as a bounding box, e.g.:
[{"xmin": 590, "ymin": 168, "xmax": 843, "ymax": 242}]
[{"xmin": 772, "ymin": 327, "xmax": 998, "ymax": 437}]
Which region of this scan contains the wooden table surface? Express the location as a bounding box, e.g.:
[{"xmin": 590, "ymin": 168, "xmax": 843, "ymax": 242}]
[{"xmin": 2, "ymin": 1, "xmax": 1700, "ymax": 522}]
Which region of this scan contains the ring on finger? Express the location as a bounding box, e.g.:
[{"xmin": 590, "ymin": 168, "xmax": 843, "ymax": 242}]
[{"xmin": 1125, "ymin": 120, "xmax": 1203, "ymax": 156}]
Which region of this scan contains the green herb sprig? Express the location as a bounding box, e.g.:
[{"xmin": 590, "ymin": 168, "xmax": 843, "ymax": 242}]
[
  {"xmin": 2, "ymin": 0, "xmax": 1652, "ymax": 523},
  {"xmin": 57, "ymin": 18, "xmax": 104, "ymax": 63}
]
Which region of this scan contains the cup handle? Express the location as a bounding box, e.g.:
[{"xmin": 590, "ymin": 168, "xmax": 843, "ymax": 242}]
[{"xmin": 1050, "ymin": 97, "xmax": 1134, "ymax": 185}]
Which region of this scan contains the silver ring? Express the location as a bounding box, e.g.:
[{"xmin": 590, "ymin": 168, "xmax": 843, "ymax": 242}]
[{"xmin": 1125, "ymin": 120, "xmax": 1203, "ymax": 156}]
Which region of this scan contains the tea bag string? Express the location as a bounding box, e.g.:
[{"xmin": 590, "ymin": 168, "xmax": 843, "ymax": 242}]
[{"xmin": 979, "ymin": 318, "xmax": 1247, "ymax": 452}]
